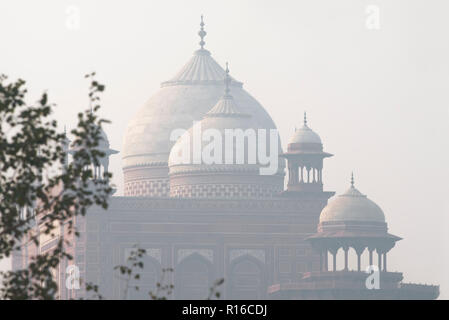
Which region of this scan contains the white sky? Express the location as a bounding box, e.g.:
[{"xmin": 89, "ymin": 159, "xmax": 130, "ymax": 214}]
[{"xmin": 1, "ymin": 0, "xmax": 448, "ymax": 298}]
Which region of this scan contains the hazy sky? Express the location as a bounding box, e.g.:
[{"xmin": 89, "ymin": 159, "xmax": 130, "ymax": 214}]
[{"xmin": 1, "ymin": 0, "xmax": 448, "ymax": 298}]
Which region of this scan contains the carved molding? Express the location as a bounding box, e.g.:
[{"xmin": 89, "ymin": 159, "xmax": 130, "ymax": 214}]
[
  {"xmin": 177, "ymin": 248, "xmax": 214, "ymax": 264},
  {"xmin": 108, "ymin": 197, "xmax": 329, "ymax": 213},
  {"xmin": 230, "ymin": 249, "xmax": 266, "ymax": 264}
]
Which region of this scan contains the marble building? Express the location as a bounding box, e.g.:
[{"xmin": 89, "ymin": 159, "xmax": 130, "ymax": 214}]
[{"xmin": 13, "ymin": 17, "xmax": 439, "ymax": 300}]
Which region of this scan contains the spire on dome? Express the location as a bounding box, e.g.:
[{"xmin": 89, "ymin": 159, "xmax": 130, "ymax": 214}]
[
  {"xmin": 63, "ymin": 125, "xmax": 70, "ymax": 146},
  {"xmin": 351, "ymin": 172, "xmax": 355, "ymax": 188},
  {"xmin": 204, "ymin": 62, "xmax": 250, "ymax": 118},
  {"xmin": 161, "ymin": 19, "xmax": 244, "ymax": 87},
  {"xmin": 304, "ymin": 112, "xmax": 308, "ymax": 126},
  {"xmin": 224, "ymin": 62, "xmax": 231, "ymax": 97},
  {"xmin": 198, "ymin": 15, "xmax": 207, "ymax": 50}
]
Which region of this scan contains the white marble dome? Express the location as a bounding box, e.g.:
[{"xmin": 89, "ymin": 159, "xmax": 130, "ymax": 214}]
[
  {"xmin": 288, "ymin": 114, "xmax": 322, "ymax": 145},
  {"xmin": 168, "ymin": 93, "xmax": 283, "ymax": 174},
  {"xmin": 167, "ymin": 72, "xmax": 284, "ymax": 198},
  {"xmin": 122, "ymin": 23, "xmax": 280, "ymax": 196},
  {"xmin": 289, "ymin": 125, "xmax": 322, "ymax": 145},
  {"xmin": 122, "ymin": 48, "xmax": 277, "ymax": 169},
  {"xmin": 319, "ymin": 180, "xmax": 385, "ymax": 223}
]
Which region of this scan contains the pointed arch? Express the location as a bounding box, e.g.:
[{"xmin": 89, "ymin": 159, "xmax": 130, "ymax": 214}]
[
  {"xmin": 127, "ymin": 255, "xmax": 161, "ymax": 300},
  {"xmin": 228, "ymin": 254, "xmax": 266, "ymax": 299},
  {"xmin": 175, "ymin": 252, "xmax": 214, "ymax": 300}
]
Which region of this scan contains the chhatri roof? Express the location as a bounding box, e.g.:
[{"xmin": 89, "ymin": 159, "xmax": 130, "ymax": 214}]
[
  {"xmin": 288, "ymin": 112, "xmax": 322, "ymax": 145},
  {"xmin": 122, "ymin": 16, "xmax": 279, "ymax": 170},
  {"xmin": 319, "ymin": 174, "xmax": 385, "ymax": 223}
]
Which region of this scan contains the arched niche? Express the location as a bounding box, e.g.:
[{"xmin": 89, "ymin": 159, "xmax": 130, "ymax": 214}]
[
  {"xmin": 127, "ymin": 255, "xmax": 161, "ymax": 300},
  {"xmin": 227, "ymin": 254, "xmax": 265, "ymax": 300},
  {"xmin": 175, "ymin": 253, "xmax": 214, "ymax": 300}
]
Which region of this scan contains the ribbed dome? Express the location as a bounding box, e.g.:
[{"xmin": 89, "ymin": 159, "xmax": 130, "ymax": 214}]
[
  {"xmin": 319, "ymin": 181, "xmax": 385, "ymax": 223},
  {"xmin": 203, "ymin": 94, "xmax": 249, "ymax": 118},
  {"xmin": 161, "ymin": 49, "xmax": 242, "ymax": 87}
]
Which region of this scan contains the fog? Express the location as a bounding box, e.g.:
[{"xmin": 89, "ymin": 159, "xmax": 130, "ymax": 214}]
[{"xmin": 0, "ymin": 0, "xmax": 447, "ymax": 298}]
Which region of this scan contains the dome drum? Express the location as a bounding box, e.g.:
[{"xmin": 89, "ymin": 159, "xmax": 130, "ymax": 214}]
[
  {"xmin": 124, "ymin": 164, "xmax": 169, "ymax": 197},
  {"xmin": 167, "ymin": 137, "xmax": 284, "ymax": 199},
  {"xmin": 170, "ymin": 172, "xmax": 284, "ymax": 199}
]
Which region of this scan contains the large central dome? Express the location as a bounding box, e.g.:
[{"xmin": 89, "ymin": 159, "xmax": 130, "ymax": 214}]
[{"xmin": 122, "ymin": 18, "xmax": 279, "ymax": 197}]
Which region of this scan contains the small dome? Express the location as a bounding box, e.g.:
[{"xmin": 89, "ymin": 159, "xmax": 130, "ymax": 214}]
[
  {"xmin": 93, "ymin": 126, "xmax": 119, "ymax": 156},
  {"xmin": 167, "ymin": 97, "xmax": 257, "ymax": 170},
  {"xmin": 288, "ymin": 113, "xmax": 322, "ymax": 145},
  {"xmin": 69, "ymin": 125, "xmax": 111, "ymax": 151},
  {"xmin": 168, "ymin": 64, "xmax": 284, "ymax": 198},
  {"xmin": 95, "ymin": 126, "xmax": 118, "ymax": 155},
  {"xmin": 168, "ymin": 80, "xmax": 282, "ymax": 174},
  {"xmin": 289, "ymin": 125, "xmax": 322, "ymax": 144},
  {"xmin": 319, "ymin": 176, "xmax": 385, "ymax": 223}
]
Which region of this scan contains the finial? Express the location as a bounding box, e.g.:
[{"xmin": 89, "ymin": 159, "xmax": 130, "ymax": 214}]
[
  {"xmin": 63, "ymin": 125, "xmax": 69, "ymax": 143},
  {"xmin": 304, "ymin": 112, "xmax": 308, "ymax": 126},
  {"xmin": 351, "ymin": 172, "xmax": 355, "ymax": 188},
  {"xmin": 198, "ymin": 15, "xmax": 207, "ymax": 49},
  {"xmin": 224, "ymin": 62, "xmax": 231, "ymax": 96}
]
